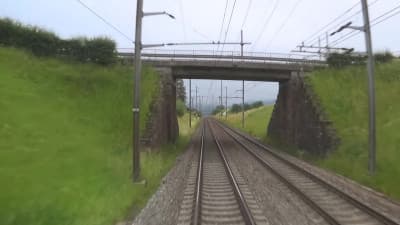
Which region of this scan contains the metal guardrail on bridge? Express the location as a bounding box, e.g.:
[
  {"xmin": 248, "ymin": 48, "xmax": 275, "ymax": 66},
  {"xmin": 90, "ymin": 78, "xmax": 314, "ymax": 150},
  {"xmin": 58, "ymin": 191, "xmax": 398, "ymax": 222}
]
[{"xmin": 117, "ymin": 49, "xmax": 327, "ymax": 66}]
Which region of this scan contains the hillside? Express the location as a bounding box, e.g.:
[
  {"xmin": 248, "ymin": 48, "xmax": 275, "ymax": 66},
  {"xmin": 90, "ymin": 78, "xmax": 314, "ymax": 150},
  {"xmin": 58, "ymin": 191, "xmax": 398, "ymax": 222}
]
[
  {"xmin": 307, "ymin": 61, "xmax": 400, "ymax": 200},
  {"xmin": 0, "ymin": 47, "xmax": 191, "ymax": 225},
  {"xmin": 221, "ymin": 105, "xmax": 274, "ymax": 139}
]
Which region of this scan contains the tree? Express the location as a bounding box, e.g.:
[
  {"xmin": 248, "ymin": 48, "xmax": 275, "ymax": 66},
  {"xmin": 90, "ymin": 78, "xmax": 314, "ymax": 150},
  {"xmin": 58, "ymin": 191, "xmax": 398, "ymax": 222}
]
[
  {"xmin": 176, "ymin": 99, "xmax": 186, "ymax": 117},
  {"xmin": 251, "ymin": 101, "xmax": 263, "ymax": 108},
  {"xmin": 230, "ymin": 104, "xmax": 242, "ymax": 113},
  {"xmin": 212, "ymin": 105, "xmax": 225, "ymax": 115},
  {"xmin": 176, "ymin": 79, "xmax": 186, "ymax": 102}
]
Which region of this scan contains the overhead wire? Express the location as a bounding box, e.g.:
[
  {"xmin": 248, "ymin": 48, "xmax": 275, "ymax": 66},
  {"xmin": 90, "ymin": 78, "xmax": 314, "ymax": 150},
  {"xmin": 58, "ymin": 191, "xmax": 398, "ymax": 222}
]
[
  {"xmin": 331, "ymin": 3, "xmax": 400, "ymax": 47},
  {"xmin": 217, "ymin": 0, "xmax": 230, "ymax": 49},
  {"xmin": 251, "ymin": 0, "xmax": 279, "ymax": 51},
  {"xmin": 241, "ymin": 0, "xmax": 253, "ymax": 29},
  {"xmin": 265, "ymin": 0, "xmax": 303, "ymax": 49},
  {"xmin": 302, "ymin": 1, "xmax": 361, "ymax": 45},
  {"xmin": 75, "ymin": 0, "xmax": 134, "ymax": 43},
  {"xmin": 307, "ymin": 0, "xmax": 380, "ymax": 47},
  {"xmin": 177, "ymin": 0, "xmax": 187, "ymax": 41},
  {"xmin": 221, "ymin": 0, "xmax": 238, "ymax": 52}
]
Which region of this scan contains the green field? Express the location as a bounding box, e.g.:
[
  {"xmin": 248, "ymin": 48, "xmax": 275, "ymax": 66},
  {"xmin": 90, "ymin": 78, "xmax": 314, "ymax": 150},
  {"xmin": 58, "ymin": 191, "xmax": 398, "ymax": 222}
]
[
  {"xmin": 222, "ymin": 105, "xmax": 274, "ymax": 139},
  {"xmin": 307, "ymin": 62, "xmax": 400, "ymax": 200},
  {"xmin": 0, "ymin": 47, "xmax": 194, "ymax": 225}
]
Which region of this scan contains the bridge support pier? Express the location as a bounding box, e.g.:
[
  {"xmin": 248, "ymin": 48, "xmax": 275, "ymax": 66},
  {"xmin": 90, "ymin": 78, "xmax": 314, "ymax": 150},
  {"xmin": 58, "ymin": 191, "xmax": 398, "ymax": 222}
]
[
  {"xmin": 141, "ymin": 67, "xmax": 179, "ymax": 147},
  {"xmin": 267, "ymin": 72, "xmax": 339, "ymax": 156}
]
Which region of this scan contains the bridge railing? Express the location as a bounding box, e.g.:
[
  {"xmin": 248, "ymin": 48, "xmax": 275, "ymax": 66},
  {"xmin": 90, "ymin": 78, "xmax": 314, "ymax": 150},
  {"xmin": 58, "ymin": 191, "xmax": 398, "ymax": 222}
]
[{"xmin": 117, "ymin": 48, "xmax": 326, "ymax": 65}]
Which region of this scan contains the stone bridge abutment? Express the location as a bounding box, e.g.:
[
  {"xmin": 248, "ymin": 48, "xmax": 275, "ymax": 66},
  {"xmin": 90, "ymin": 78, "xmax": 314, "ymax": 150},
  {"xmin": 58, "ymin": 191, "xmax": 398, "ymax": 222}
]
[{"xmin": 140, "ymin": 59, "xmax": 337, "ymax": 155}]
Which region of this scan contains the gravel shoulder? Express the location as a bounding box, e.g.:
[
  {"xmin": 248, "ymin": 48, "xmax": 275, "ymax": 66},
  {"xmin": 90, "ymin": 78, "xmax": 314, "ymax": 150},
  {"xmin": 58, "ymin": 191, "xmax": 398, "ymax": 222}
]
[
  {"xmin": 232, "ymin": 126, "xmax": 400, "ymax": 224},
  {"xmin": 131, "ymin": 127, "xmax": 201, "ymax": 225}
]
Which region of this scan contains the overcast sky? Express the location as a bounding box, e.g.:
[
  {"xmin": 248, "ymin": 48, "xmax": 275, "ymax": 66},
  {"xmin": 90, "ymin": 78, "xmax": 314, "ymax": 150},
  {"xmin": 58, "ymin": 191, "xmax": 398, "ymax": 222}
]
[{"xmin": 2, "ymin": 0, "xmax": 400, "ymax": 108}]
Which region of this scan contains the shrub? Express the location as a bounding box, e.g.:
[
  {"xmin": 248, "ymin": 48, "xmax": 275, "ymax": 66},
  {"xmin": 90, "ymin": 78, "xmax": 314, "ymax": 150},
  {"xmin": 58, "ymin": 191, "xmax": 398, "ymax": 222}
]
[
  {"xmin": 327, "ymin": 53, "xmax": 366, "ymax": 68},
  {"xmin": 86, "ymin": 37, "xmax": 116, "ymax": 65},
  {"xmin": 374, "ymin": 51, "xmax": 394, "ymax": 64},
  {"xmin": 251, "ymin": 101, "xmax": 264, "ymax": 108},
  {"xmin": 0, "ymin": 18, "xmax": 117, "ymax": 65},
  {"xmin": 327, "ymin": 51, "xmax": 395, "ymax": 68},
  {"xmin": 212, "ymin": 105, "xmax": 225, "ymax": 115},
  {"xmin": 176, "ymin": 100, "xmax": 186, "ymax": 117},
  {"xmin": 230, "ymin": 104, "xmax": 242, "ymax": 113}
]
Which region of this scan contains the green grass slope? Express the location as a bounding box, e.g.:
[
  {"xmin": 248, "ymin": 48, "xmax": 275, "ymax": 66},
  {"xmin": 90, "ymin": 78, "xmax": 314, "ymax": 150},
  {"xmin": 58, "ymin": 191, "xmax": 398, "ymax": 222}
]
[
  {"xmin": 307, "ymin": 62, "xmax": 400, "ymax": 200},
  {"xmin": 222, "ymin": 105, "xmax": 274, "ymax": 139},
  {"xmin": 0, "ymin": 47, "xmax": 190, "ymax": 225}
]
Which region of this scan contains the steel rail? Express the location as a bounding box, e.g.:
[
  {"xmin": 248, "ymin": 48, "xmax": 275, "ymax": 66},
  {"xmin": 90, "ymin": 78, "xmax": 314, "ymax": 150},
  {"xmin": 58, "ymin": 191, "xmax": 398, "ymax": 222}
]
[
  {"xmin": 192, "ymin": 124, "xmax": 205, "ymax": 225},
  {"xmin": 211, "ymin": 120, "xmax": 340, "ymax": 225},
  {"xmin": 214, "ymin": 120, "xmax": 399, "ymax": 225},
  {"xmin": 206, "ymin": 120, "xmax": 257, "ymax": 225}
]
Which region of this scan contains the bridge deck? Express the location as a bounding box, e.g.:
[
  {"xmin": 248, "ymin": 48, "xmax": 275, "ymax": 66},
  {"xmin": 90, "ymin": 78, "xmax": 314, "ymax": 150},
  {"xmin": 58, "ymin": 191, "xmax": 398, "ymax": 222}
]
[{"xmin": 118, "ymin": 52, "xmax": 325, "ymax": 81}]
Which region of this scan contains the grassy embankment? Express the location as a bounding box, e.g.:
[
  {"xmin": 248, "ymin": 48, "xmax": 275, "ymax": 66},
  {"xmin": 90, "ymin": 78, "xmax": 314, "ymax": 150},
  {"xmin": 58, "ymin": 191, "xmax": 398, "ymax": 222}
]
[
  {"xmin": 222, "ymin": 105, "xmax": 274, "ymax": 140},
  {"xmin": 223, "ymin": 62, "xmax": 400, "ymax": 200},
  {"xmin": 308, "ymin": 62, "xmax": 400, "ymax": 200},
  {"xmin": 0, "ymin": 47, "xmax": 196, "ymax": 225}
]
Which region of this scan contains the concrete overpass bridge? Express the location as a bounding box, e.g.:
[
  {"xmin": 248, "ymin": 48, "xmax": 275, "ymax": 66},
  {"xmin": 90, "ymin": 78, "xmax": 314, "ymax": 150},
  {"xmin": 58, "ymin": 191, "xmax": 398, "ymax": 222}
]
[
  {"xmin": 118, "ymin": 49, "xmax": 326, "ymax": 81},
  {"xmin": 118, "ymin": 50, "xmax": 336, "ymax": 156}
]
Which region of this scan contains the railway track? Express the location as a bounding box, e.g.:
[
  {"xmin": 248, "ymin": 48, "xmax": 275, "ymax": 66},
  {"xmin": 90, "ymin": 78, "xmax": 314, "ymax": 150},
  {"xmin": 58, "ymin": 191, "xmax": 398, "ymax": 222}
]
[
  {"xmin": 177, "ymin": 120, "xmax": 268, "ymax": 225},
  {"xmin": 212, "ymin": 119, "xmax": 399, "ymax": 225}
]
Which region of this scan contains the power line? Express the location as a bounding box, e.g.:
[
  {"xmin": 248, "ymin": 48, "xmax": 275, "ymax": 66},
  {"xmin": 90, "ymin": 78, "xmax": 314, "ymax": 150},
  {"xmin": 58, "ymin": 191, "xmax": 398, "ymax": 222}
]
[
  {"xmin": 251, "ymin": 0, "xmax": 279, "ymax": 51},
  {"xmin": 221, "ymin": 0, "xmax": 238, "ymax": 52},
  {"xmin": 265, "ymin": 0, "xmax": 303, "ymax": 49},
  {"xmin": 241, "ymin": 0, "xmax": 253, "ymax": 29},
  {"xmin": 302, "ymin": 1, "xmax": 361, "ymax": 44},
  {"xmin": 307, "ymin": 0, "xmax": 380, "ymax": 47},
  {"xmin": 177, "ymin": 0, "xmax": 187, "ymax": 41},
  {"xmin": 218, "ymin": 0, "xmax": 230, "ymax": 42},
  {"xmin": 75, "ymin": 0, "xmax": 133, "ymax": 43},
  {"xmin": 331, "ymin": 3, "xmax": 400, "ymax": 47}
]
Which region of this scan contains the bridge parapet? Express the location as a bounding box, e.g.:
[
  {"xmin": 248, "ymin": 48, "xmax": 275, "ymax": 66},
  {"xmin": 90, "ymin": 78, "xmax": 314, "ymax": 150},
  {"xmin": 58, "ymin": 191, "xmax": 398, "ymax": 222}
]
[
  {"xmin": 117, "ymin": 49, "xmax": 326, "ymax": 81},
  {"xmin": 118, "ymin": 49, "xmax": 326, "ymax": 67}
]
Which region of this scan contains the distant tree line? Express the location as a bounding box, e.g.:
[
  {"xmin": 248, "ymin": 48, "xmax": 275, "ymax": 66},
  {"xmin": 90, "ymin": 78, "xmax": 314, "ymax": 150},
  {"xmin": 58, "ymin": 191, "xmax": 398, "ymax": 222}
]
[
  {"xmin": 176, "ymin": 79, "xmax": 186, "ymax": 102},
  {"xmin": 327, "ymin": 51, "xmax": 395, "ymax": 68},
  {"xmin": 0, "ymin": 18, "xmax": 117, "ymax": 65},
  {"xmin": 212, "ymin": 100, "xmax": 264, "ymax": 115},
  {"xmin": 230, "ymin": 101, "xmax": 264, "ymax": 113}
]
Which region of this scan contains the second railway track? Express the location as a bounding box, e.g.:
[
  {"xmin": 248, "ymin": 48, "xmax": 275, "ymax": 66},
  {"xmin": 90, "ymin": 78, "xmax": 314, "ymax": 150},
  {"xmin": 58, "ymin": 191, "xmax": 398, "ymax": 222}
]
[{"xmin": 212, "ymin": 119, "xmax": 399, "ymax": 225}]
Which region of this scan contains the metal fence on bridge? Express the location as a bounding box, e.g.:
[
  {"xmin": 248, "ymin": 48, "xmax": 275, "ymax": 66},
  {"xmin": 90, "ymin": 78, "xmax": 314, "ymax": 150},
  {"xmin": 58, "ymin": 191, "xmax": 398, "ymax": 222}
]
[{"xmin": 117, "ymin": 48, "xmax": 326, "ymax": 66}]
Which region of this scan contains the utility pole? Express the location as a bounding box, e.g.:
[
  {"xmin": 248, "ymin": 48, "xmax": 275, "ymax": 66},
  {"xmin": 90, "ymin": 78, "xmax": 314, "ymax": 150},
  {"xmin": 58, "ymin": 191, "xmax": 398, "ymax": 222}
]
[
  {"xmin": 189, "ymin": 79, "xmax": 191, "ymax": 128},
  {"xmin": 240, "ymin": 31, "xmax": 245, "ymax": 128},
  {"xmin": 326, "ymin": 32, "xmax": 330, "ymax": 55},
  {"xmin": 225, "ymin": 86, "xmax": 228, "ymax": 120},
  {"xmin": 242, "ymin": 81, "xmax": 244, "ymax": 128},
  {"xmin": 132, "ymin": 0, "xmax": 175, "ymax": 181},
  {"xmin": 318, "ymin": 37, "xmax": 322, "ymax": 60},
  {"xmin": 132, "ymin": 0, "xmax": 144, "ymax": 182},
  {"xmin": 220, "ymin": 80, "xmax": 223, "ymax": 118},
  {"xmin": 240, "ymin": 30, "xmax": 244, "ymax": 57},
  {"xmin": 361, "ymin": 0, "xmax": 376, "ymax": 174},
  {"xmin": 195, "ymin": 86, "xmax": 198, "ymax": 112},
  {"xmin": 330, "ymin": 0, "xmax": 376, "ymax": 174}
]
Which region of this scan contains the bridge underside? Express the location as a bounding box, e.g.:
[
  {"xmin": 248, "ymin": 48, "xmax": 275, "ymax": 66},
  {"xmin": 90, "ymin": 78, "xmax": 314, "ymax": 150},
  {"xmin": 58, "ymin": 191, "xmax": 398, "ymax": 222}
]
[
  {"xmin": 171, "ymin": 66, "xmax": 291, "ymax": 81},
  {"xmin": 143, "ymin": 60, "xmax": 308, "ymax": 82}
]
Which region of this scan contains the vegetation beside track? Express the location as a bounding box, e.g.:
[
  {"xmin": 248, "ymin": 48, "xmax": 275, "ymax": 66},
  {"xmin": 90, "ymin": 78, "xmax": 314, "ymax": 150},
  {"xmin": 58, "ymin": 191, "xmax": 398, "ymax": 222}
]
[
  {"xmin": 220, "ymin": 105, "xmax": 274, "ymax": 140},
  {"xmin": 220, "ymin": 63, "xmax": 400, "ymax": 201},
  {"xmin": 0, "ymin": 47, "xmax": 195, "ymax": 225},
  {"xmin": 307, "ymin": 62, "xmax": 400, "ymax": 200}
]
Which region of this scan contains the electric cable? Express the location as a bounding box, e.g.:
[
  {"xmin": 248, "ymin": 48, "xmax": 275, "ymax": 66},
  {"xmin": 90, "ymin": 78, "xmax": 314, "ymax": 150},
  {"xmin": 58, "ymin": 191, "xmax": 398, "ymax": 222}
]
[
  {"xmin": 221, "ymin": 0, "xmax": 238, "ymax": 52},
  {"xmin": 265, "ymin": 0, "xmax": 303, "ymax": 49},
  {"xmin": 331, "ymin": 3, "xmax": 400, "ymax": 47},
  {"xmin": 75, "ymin": 0, "xmax": 134, "ymax": 43},
  {"xmin": 251, "ymin": 0, "xmax": 279, "ymax": 51}
]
